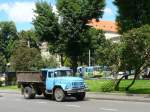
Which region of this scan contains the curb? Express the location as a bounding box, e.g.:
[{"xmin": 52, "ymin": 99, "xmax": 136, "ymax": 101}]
[
  {"xmin": 87, "ymin": 96, "xmax": 150, "ymax": 103},
  {"xmin": 87, "ymin": 92, "xmax": 150, "ymax": 97},
  {"xmin": 87, "ymin": 92, "xmax": 150, "ymax": 103}
]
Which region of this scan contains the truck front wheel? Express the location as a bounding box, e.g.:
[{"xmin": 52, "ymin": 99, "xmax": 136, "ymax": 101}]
[
  {"xmin": 54, "ymin": 88, "xmax": 65, "ymax": 102},
  {"xmin": 75, "ymin": 92, "xmax": 85, "ymax": 101},
  {"xmin": 24, "ymin": 87, "xmax": 35, "ymax": 99}
]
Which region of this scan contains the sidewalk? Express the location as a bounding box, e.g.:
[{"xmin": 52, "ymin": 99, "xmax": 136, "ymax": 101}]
[
  {"xmin": 87, "ymin": 92, "xmax": 150, "ymax": 103},
  {"xmin": 0, "ymin": 89, "xmax": 20, "ymax": 94}
]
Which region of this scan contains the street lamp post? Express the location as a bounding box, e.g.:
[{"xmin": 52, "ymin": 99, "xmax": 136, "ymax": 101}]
[{"xmin": 89, "ymin": 49, "xmax": 91, "ymax": 67}]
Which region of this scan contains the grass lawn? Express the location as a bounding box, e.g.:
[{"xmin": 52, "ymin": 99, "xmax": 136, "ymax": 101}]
[
  {"xmin": 86, "ymin": 79, "xmax": 150, "ymax": 94},
  {"xmin": 1, "ymin": 80, "xmax": 150, "ymax": 94}
]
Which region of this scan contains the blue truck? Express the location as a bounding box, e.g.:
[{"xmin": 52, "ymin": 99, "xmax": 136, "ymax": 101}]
[{"xmin": 17, "ymin": 67, "xmax": 86, "ymax": 102}]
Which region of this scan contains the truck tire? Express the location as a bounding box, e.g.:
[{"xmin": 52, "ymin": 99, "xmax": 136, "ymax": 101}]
[
  {"xmin": 24, "ymin": 87, "xmax": 35, "ymax": 99},
  {"xmin": 75, "ymin": 92, "xmax": 85, "ymax": 101},
  {"xmin": 54, "ymin": 88, "xmax": 65, "ymax": 102}
]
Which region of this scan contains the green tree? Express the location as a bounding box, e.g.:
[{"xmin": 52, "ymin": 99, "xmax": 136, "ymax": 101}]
[
  {"xmin": 10, "ymin": 46, "xmax": 43, "ymax": 71},
  {"xmin": 33, "ymin": 1, "xmax": 65, "ymax": 65},
  {"xmin": 95, "ymin": 39, "xmax": 123, "ymax": 76},
  {"xmin": 57, "ymin": 0, "xmax": 105, "ymax": 74},
  {"xmin": 121, "ymin": 25, "xmax": 150, "ymax": 90},
  {"xmin": 79, "ymin": 28, "xmax": 105, "ymax": 65},
  {"xmin": 0, "ymin": 53, "xmax": 6, "ymax": 72},
  {"xmin": 18, "ymin": 30, "xmax": 39, "ymax": 48},
  {"xmin": 0, "ymin": 21, "xmax": 18, "ymax": 62},
  {"xmin": 114, "ymin": 0, "xmax": 150, "ymax": 33},
  {"xmin": 33, "ymin": 1, "xmax": 60, "ymax": 50},
  {"xmin": 42, "ymin": 56, "xmax": 59, "ymax": 68}
]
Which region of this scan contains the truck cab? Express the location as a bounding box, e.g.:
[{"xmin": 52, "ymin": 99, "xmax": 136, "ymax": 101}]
[{"xmin": 41, "ymin": 67, "xmax": 86, "ymax": 101}]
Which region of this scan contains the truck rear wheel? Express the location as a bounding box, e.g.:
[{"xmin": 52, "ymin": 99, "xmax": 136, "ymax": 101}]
[
  {"xmin": 24, "ymin": 87, "xmax": 35, "ymax": 99},
  {"xmin": 75, "ymin": 92, "xmax": 85, "ymax": 101},
  {"xmin": 54, "ymin": 88, "xmax": 65, "ymax": 102}
]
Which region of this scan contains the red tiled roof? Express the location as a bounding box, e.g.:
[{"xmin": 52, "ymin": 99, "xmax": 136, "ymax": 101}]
[{"xmin": 88, "ymin": 19, "xmax": 118, "ymax": 33}]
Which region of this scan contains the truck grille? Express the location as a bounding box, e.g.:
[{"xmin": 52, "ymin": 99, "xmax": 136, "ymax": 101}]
[{"xmin": 72, "ymin": 82, "xmax": 84, "ymax": 88}]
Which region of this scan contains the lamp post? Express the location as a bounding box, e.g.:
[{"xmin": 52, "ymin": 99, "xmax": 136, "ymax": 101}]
[{"xmin": 89, "ymin": 49, "xmax": 91, "ymax": 67}]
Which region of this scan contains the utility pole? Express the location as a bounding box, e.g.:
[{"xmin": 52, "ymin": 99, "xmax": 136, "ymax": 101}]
[{"xmin": 89, "ymin": 49, "xmax": 91, "ymax": 66}]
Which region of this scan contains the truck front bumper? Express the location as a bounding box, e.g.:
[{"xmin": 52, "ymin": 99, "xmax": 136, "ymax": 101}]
[{"xmin": 65, "ymin": 88, "xmax": 89, "ymax": 94}]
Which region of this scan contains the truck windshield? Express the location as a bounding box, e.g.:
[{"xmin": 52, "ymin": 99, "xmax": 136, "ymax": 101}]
[{"xmin": 54, "ymin": 70, "xmax": 72, "ymax": 77}]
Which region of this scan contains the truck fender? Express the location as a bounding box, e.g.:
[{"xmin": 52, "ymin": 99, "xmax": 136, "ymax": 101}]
[{"xmin": 53, "ymin": 84, "xmax": 66, "ymax": 92}]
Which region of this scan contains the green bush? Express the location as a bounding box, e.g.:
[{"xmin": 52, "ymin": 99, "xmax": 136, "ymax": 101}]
[{"xmin": 101, "ymin": 80, "xmax": 115, "ymax": 92}]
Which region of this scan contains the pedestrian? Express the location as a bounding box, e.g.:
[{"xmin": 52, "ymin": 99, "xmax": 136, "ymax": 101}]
[{"xmin": 79, "ymin": 67, "xmax": 84, "ymax": 78}]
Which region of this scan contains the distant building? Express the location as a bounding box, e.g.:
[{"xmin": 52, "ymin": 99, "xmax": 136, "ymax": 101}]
[
  {"xmin": 88, "ymin": 19, "xmax": 120, "ymax": 43},
  {"xmin": 39, "ymin": 42, "xmax": 61, "ymax": 66},
  {"xmin": 40, "ymin": 42, "xmax": 51, "ymax": 59}
]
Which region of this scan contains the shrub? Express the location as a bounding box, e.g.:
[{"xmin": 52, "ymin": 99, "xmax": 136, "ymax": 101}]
[{"xmin": 101, "ymin": 80, "xmax": 115, "ymax": 92}]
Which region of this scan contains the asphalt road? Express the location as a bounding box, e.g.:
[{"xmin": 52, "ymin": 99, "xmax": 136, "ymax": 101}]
[{"xmin": 0, "ymin": 93, "xmax": 149, "ymax": 112}]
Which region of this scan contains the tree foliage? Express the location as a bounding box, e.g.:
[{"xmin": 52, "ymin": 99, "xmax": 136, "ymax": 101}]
[
  {"xmin": 57, "ymin": 0, "xmax": 105, "ymax": 74},
  {"xmin": 116, "ymin": 25, "xmax": 150, "ymax": 90},
  {"xmin": 33, "ymin": 1, "xmax": 63, "ymax": 65},
  {"xmin": 82, "ymin": 28, "xmax": 105, "ymax": 65},
  {"xmin": 96, "ymin": 41, "xmax": 120, "ymax": 67},
  {"xmin": 33, "ymin": 1, "xmax": 60, "ymax": 46},
  {"xmin": 0, "ymin": 21, "xmax": 18, "ymax": 61},
  {"xmin": 0, "ymin": 53, "xmax": 6, "ymax": 72},
  {"xmin": 121, "ymin": 26, "xmax": 150, "ymax": 72},
  {"xmin": 18, "ymin": 30, "xmax": 39, "ymax": 48},
  {"xmin": 114, "ymin": 0, "xmax": 150, "ymax": 33},
  {"xmin": 10, "ymin": 46, "xmax": 43, "ymax": 71}
]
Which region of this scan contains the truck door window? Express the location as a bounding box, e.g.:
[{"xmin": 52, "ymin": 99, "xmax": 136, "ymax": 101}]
[
  {"xmin": 41, "ymin": 70, "xmax": 47, "ymax": 81},
  {"xmin": 54, "ymin": 70, "xmax": 72, "ymax": 77},
  {"xmin": 54, "ymin": 72, "xmax": 57, "ymax": 77},
  {"xmin": 48, "ymin": 72, "xmax": 52, "ymax": 78}
]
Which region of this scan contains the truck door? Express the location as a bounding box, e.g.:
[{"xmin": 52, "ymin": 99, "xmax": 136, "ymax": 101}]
[{"xmin": 46, "ymin": 71, "xmax": 55, "ymax": 91}]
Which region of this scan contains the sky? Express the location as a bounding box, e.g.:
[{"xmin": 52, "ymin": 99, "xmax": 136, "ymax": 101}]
[{"xmin": 0, "ymin": 0, "xmax": 117, "ymax": 31}]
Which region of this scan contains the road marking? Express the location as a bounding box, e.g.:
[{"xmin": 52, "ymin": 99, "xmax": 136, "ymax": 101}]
[
  {"xmin": 66, "ymin": 104, "xmax": 80, "ymax": 108},
  {"xmin": 100, "ymin": 108, "xmax": 118, "ymax": 112}
]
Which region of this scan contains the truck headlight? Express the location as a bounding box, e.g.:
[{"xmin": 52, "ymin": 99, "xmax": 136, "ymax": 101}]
[
  {"xmin": 84, "ymin": 82, "xmax": 88, "ymax": 88},
  {"xmin": 65, "ymin": 83, "xmax": 72, "ymax": 89}
]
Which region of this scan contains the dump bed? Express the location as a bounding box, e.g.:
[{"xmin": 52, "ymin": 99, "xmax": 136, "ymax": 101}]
[{"xmin": 17, "ymin": 71, "xmax": 43, "ymax": 83}]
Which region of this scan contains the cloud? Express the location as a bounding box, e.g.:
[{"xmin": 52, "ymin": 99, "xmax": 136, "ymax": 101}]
[
  {"xmin": 103, "ymin": 7, "xmax": 113, "ymax": 16},
  {"xmin": 0, "ymin": 2, "xmax": 58, "ymax": 23},
  {"xmin": 0, "ymin": 2, "xmax": 35, "ymax": 23}
]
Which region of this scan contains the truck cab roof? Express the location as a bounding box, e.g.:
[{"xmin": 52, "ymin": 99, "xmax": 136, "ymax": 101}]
[{"xmin": 41, "ymin": 67, "xmax": 71, "ymax": 72}]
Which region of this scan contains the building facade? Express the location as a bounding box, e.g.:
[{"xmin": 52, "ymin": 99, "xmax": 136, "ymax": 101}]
[{"xmin": 88, "ymin": 19, "xmax": 120, "ymax": 43}]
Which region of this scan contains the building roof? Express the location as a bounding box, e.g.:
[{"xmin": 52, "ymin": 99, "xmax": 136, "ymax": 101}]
[{"xmin": 88, "ymin": 19, "xmax": 118, "ymax": 33}]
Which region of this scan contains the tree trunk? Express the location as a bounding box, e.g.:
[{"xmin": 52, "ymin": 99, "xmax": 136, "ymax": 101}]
[
  {"xmin": 114, "ymin": 74, "xmax": 124, "ymax": 91},
  {"xmin": 60, "ymin": 54, "xmax": 64, "ymax": 66},
  {"xmin": 126, "ymin": 65, "xmax": 147, "ymax": 91},
  {"xmin": 71, "ymin": 56, "xmax": 78, "ymax": 76},
  {"xmin": 125, "ymin": 73, "xmax": 138, "ymax": 91}
]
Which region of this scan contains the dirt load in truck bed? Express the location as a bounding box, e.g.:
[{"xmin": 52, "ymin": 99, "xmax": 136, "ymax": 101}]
[{"xmin": 17, "ymin": 72, "xmax": 43, "ymax": 83}]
